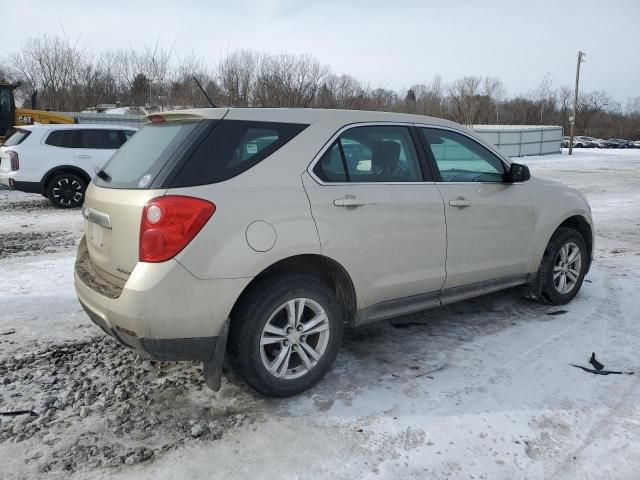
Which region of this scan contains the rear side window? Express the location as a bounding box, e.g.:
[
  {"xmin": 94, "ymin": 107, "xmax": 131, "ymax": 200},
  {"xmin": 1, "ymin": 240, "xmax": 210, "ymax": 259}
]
[
  {"xmin": 45, "ymin": 129, "xmax": 129, "ymax": 149},
  {"xmin": 170, "ymin": 120, "xmax": 308, "ymax": 187},
  {"xmin": 80, "ymin": 129, "xmax": 126, "ymax": 149},
  {"xmin": 94, "ymin": 121, "xmax": 200, "ymax": 189},
  {"xmin": 45, "ymin": 130, "xmax": 80, "ymax": 148},
  {"xmin": 3, "ymin": 129, "xmax": 31, "ymax": 147}
]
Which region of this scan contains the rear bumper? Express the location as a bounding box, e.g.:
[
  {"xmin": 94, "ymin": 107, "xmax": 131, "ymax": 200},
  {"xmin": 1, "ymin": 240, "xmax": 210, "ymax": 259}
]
[
  {"xmin": 74, "ymin": 236, "xmax": 252, "ymax": 362},
  {"xmin": 79, "ymin": 302, "xmax": 218, "ymax": 361},
  {"xmin": 0, "ymin": 172, "xmax": 42, "ymax": 194},
  {"xmin": 0, "ymin": 171, "xmax": 15, "ymax": 188}
]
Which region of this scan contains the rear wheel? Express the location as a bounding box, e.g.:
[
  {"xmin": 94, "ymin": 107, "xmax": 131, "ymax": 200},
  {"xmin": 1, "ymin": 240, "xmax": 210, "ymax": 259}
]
[
  {"xmin": 46, "ymin": 173, "xmax": 86, "ymax": 208},
  {"xmin": 228, "ymin": 275, "xmax": 343, "ymax": 397},
  {"xmin": 539, "ymin": 227, "xmax": 588, "ymax": 304}
]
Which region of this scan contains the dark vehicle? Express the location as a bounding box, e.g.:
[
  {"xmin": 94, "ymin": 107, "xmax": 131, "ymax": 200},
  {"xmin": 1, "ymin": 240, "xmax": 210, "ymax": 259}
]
[{"xmin": 604, "ymin": 139, "xmax": 632, "ymax": 149}]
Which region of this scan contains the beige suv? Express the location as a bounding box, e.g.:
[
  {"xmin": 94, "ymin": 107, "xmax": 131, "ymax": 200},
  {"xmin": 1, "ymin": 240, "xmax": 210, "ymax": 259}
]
[{"xmin": 74, "ymin": 108, "xmax": 593, "ymax": 397}]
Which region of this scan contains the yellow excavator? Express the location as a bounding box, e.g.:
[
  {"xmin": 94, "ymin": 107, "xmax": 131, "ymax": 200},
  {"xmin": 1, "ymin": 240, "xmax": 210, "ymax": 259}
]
[{"xmin": 0, "ymin": 83, "xmax": 74, "ymax": 142}]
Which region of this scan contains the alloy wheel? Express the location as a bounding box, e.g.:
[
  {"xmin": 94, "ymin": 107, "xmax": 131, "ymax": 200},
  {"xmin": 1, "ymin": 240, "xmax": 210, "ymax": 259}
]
[
  {"xmin": 259, "ymin": 298, "xmax": 330, "ymax": 380},
  {"xmin": 553, "ymin": 241, "xmax": 582, "ymax": 294}
]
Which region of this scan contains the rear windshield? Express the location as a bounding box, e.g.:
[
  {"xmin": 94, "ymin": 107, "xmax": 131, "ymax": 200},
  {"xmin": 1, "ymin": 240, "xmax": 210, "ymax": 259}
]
[
  {"xmin": 3, "ymin": 129, "xmax": 31, "ymax": 147},
  {"xmin": 93, "ymin": 119, "xmax": 308, "ymax": 189},
  {"xmin": 93, "ymin": 121, "xmax": 199, "ymax": 189}
]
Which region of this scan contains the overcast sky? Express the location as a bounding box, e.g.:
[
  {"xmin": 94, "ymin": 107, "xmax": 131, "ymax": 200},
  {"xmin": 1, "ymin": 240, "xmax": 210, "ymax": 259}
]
[{"xmin": 3, "ymin": 0, "xmax": 639, "ymax": 102}]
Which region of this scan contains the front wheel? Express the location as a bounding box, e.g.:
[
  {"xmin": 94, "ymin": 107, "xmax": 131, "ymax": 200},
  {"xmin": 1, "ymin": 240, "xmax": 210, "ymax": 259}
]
[
  {"xmin": 228, "ymin": 275, "xmax": 344, "ymax": 397},
  {"xmin": 46, "ymin": 173, "xmax": 86, "ymax": 208},
  {"xmin": 539, "ymin": 227, "xmax": 588, "ymax": 304}
]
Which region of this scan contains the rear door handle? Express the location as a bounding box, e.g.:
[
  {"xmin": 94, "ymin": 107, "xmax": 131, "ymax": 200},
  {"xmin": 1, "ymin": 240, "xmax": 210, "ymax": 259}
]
[
  {"xmin": 449, "ymin": 199, "xmax": 472, "ymax": 207},
  {"xmin": 77, "ymin": 154, "xmax": 91, "ymax": 159},
  {"xmin": 334, "ymin": 197, "xmax": 366, "ymax": 207}
]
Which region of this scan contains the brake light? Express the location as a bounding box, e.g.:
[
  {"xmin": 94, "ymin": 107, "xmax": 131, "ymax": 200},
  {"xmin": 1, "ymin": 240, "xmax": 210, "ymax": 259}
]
[
  {"xmin": 147, "ymin": 114, "xmax": 166, "ymax": 124},
  {"xmin": 8, "ymin": 151, "xmax": 19, "ymax": 171},
  {"xmin": 140, "ymin": 196, "xmax": 215, "ymax": 263}
]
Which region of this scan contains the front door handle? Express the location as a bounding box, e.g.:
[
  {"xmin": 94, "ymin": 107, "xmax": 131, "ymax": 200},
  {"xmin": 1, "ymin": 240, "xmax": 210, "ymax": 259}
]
[
  {"xmin": 334, "ymin": 197, "xmax": 366, "ymax": 207},
  {"xmin": 77, "ymin": 154, "xmax": 91, "ymax": 159},
  {"xmin": 449, "ymin": 199, "xmax": 472, "ymax": 207}
]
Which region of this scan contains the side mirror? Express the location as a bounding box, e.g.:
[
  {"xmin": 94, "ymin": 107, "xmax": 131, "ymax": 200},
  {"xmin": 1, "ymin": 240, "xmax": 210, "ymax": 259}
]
[{"xmin": 506, "ymin": 162, "xmax": 530, "ymax": 183}]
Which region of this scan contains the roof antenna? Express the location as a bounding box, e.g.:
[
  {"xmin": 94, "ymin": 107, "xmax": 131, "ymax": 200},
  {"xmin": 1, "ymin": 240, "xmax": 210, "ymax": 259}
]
[{"xmin": 193, "ymin": 76, "xmax": 218, "ymax": 108}]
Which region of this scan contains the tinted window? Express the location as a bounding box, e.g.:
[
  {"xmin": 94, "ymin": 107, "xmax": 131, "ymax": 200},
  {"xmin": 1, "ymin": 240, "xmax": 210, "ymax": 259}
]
[
  {"xmin": 170, "ymin": 120, "xmax": 308, "ymax": 187},
  {"xmin": 313, "ymin": 125, "xmax": 422, "ymax": 183},
  {"xmin": 94, "ymin": 121, "xmax": 200, "ymax": 189},
  {"xmin": 421, "ymin": 128, "xmax": 505, "ymax": 182},
  {"xmin": 45, "ymin": 130, "xmax": 80, "ymax": 148},
  {"xmin": 80, "ymin": 129, "xmax": 125, "ymax": 149},
  {"xmin": 3, "ymin": 129, "xmax": 31, "ymax": 147},
  {"xmin": 314, "ymin": 142, "xmax": 347, "ymax": 182}
]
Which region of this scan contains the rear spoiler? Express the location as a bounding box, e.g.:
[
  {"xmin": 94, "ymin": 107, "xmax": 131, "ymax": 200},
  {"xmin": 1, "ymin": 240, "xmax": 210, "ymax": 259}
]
[{"xmin": 144, "ymin": 108, "xmax": 229, "ymax": 124}]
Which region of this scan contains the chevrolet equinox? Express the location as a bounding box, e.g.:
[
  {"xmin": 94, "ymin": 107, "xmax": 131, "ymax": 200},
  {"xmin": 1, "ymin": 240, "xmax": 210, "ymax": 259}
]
[{"xmin": 74, "ymin": 108, "xmax": 593, "ymax": 397}]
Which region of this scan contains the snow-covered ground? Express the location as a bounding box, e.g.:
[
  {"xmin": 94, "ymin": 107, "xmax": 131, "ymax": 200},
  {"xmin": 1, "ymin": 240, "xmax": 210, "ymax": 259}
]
[{"xmin": 1, "ymin": 148, "xmax": 639, "ymax": 479}]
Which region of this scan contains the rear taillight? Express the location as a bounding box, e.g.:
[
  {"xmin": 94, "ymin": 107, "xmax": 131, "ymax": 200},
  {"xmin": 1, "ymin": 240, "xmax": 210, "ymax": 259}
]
[
  {"xmin": 8, "ymin": 151, "xmax": 19, "ymax": 171},
  {"xmin": 139, "ymin": 196, "xmax": 215, "ymax": 263}
]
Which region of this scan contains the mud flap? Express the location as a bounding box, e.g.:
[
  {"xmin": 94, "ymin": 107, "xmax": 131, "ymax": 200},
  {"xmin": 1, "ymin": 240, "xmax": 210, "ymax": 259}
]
[
  {"xmin": 203, "ymin": 318, "xmax": 229, "ymax": 391},
  {"xmin": 522, "ymin": 269, "xmax": 544, "ymax": 302}
]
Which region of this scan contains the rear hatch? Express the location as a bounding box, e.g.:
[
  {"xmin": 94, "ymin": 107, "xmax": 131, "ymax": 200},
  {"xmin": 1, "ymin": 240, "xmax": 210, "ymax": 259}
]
[{"xmin": 83, "ymin": 109, "xmax": 228, "ymax": 283}]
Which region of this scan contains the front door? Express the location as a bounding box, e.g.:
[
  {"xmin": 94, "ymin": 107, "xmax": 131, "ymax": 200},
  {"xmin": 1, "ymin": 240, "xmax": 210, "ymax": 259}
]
[
  {"xmin": 303, "ymin": 124, "xmax": 447, "ymax": 315},
  {"xmin": 419, "ymin": 127, "xmax": 535, "ymax": 290}
]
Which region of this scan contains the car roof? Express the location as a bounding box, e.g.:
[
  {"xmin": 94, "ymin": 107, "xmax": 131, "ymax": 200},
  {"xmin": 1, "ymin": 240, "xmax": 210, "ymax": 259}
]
[{"xmin": 150, "ymin": 107, "xmax": 463, "ymax": 129}]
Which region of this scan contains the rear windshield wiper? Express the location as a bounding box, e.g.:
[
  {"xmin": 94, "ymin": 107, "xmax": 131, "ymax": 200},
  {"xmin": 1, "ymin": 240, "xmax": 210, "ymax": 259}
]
[{"xmin": 94, "ymin": 167, "xmax": 111, "ymax": 182}]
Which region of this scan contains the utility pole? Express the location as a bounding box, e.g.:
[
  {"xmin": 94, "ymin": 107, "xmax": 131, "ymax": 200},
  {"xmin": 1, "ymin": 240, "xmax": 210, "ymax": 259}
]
[{"xmin": 568, "ymin": 51, "xmax": 586, "ymax": 155}]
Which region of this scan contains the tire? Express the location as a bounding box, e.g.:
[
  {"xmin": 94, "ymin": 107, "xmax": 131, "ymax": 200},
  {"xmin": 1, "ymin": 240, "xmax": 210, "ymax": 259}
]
[
  {"xmin": 46, "ymin": 173, "xmax": 86, "ymax": 208},
  {"xmin": 228, "ymin": 274, "xmax": 344, "ymax": 397},
  {"xmin": 539, "ymin": 227, "xmax": 588, "ymax": 305}
]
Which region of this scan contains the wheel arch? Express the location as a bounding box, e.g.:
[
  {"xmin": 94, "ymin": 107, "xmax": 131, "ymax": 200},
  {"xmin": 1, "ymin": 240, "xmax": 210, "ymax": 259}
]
[
  {"xmin": 41, "ymin": 165, "xmax": 91, "ymax": 190},
  {"xmin": 556, "ymin": 215, "xmax": 593, "ymax": 271},
  {"xmin": 229, "ymin": 254, "xmax": 358, "ymax": 326}
]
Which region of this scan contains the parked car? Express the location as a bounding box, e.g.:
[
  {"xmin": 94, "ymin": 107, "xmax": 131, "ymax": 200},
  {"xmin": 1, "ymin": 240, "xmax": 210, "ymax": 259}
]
[
  {"xmin": 561, "ymin": 136, "xmax": 570, "ymax": 148},
  {"xmin": 574, "ymin": 136, "xmax": 598, "ymax": 148},
  {"xmin": 74, "ymin": 108, "xmax": 593, "ymax": 397},
  {"xmin": 603, "ymin": 138, "xmax": 631, "ymax": 148},
  {"xmin": 0, "ymin": 124, "xmax": 137, "ymax": 207}
]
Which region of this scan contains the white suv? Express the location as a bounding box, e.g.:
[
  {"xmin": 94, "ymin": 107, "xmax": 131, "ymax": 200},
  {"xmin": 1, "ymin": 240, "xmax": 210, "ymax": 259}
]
[
  {"xmin": 0, "ymin": 124, "xmax": 137, "ymax": 207},
  {"xmin": 74, "ymin": 108, "xmax": 593, "ymax": 397}
]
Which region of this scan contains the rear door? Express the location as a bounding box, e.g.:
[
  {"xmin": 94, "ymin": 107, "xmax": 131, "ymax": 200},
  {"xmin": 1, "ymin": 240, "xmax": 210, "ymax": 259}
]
[
  {"xmin": 302, "ymin": 124, "xmax": 447, "ymax": 316},
  {"xmin": 418, "ymin": 127, "xmax": 534, "ymax": 290},
  {"xmin": 74, "ymin": 129, "xmax": 127, "ymax": 176}
]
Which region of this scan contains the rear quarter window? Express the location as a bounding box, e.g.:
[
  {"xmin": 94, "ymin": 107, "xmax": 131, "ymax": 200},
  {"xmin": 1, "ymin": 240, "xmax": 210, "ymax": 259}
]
[
  {"xmin": 45, "ymin": 130, "xmax": 79, "ymax": 148},
  {"xmin": 169, "ymin": 120, "xmax": 308, "ymax": 187}
]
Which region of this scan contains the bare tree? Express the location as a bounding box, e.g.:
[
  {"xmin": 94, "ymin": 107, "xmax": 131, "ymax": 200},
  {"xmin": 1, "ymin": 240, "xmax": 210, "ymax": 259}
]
[
  {"xmin": 448, "ymin": 76, "xmax": 483, "ymax": 125},
  {"xmin": 578, "ymin": 90, "xmax": 611, "ymax": 134},
  {"xmin": 218, "ymin": 50, "xmax": 259, "ymax": 106}
]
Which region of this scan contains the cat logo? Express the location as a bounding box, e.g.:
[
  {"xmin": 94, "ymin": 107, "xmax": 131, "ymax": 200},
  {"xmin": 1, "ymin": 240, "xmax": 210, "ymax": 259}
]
[{"xmin": 17, "ymin": 115, "xmax": 33, "ymax": 124}]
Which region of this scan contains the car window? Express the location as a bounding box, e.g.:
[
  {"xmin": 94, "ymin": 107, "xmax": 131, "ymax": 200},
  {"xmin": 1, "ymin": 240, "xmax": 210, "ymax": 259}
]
[
  {"xmin": 80, "ymin": 129, "xmax": 125, "ymax": 149},
  {"xmin": 314, "ymin": 142, "xmax": 348, "ymax": 182},
  {"xmin": 45, "ymin": 130, "xmax": 81, "ymax": 148},
  {"xmin": 170, "ymin": 120, "xmax": 308, "ymax": 188},
  {"xmin": 3, "ymin": 129, "xmax": 30, "ymax": 146},
  {"xmin": 123, "ymin": 130, "xmax": 136, "ymax": 139},
  {"xmin": 94, "ymin": 121, "xmax": 200, "ymax": 189},
  {"xmin": 420, "ymin": 128, "xmax": 505, "ymax": 183},
  {"xmin": 313, "ymin": 125, "xmax": 422, "ymax": 183}
]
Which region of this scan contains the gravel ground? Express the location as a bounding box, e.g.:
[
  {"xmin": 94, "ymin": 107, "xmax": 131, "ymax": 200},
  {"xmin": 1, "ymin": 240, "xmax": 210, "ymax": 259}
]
[{"xmin": 1, "ymin": 149, "xmax": 639, "ymax": 480}]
